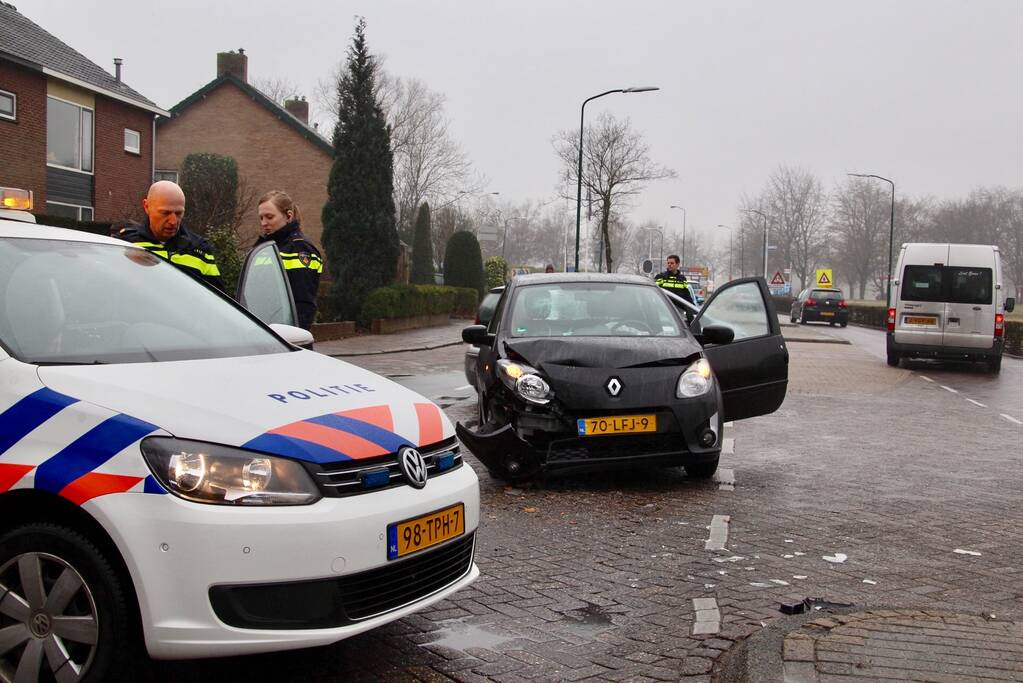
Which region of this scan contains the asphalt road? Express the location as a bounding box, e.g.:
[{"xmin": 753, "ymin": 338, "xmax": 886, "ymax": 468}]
[{"xmin": 152, "ymin": 329, "xmax": 1023, "ymax": 682}]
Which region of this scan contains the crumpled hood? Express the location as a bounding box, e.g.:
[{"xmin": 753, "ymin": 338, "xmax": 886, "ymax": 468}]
[
  {"xmin": 503, "ymin": 336, "xmax": 705, "ymax": 410},
  {"xmin": 36, "ymin": 351, "xmax": 453, "ymax": 464}
]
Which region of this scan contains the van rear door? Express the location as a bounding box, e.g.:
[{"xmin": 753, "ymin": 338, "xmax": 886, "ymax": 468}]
[
  {"xmin": 895, "ymin": 244, "xmax": 948, "ymax": 346},
  {"xmin": 944, "ymin": 245, "xmax": 995, "ymax": 349}
]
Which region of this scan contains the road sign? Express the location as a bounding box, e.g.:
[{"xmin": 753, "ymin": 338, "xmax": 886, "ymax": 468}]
[
  {"xmin": 477, "ymin": 225, "xmax": 499, "ymax": 242},
  {"xmin": 641, "ymin": 259, "xmax": 654, "ymax": 274},
  {"xmin": 770, "ymin": 270, "xmax": 785, "ymax": 285},
  {"xmin": 816, "ymin": 268, "xmax": 833, "ymax": 288}
]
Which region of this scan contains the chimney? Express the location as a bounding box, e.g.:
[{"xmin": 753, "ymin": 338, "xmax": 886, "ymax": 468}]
[
  {"xmin": 113, "ymin": 57, "xmax": 122, "ymax": 83},
  {"xmin": 284, "ymin": 96, "xmax": 309, "ymax": 124},
  {"xmin": 216, "ymin": 48, "xmax": 248, "ymax": 82}
]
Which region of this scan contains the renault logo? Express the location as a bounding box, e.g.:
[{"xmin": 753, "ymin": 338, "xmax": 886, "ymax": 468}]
[
  {"xmin": 606, "ymin": 377, "xmax": 623, "ymax": 397},
  {"xmin": 400, "ymin": 447, "xmax": 428, "ymax": 489}
]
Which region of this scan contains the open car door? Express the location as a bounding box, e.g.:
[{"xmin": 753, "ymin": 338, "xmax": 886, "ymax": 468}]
[
  {"xmin": 689, "ymin": 277, "xmax": 788, "ymax": 421},
  {"xmin": 236, "ymin": 241, "xmax": 299, "ymax": 327}
]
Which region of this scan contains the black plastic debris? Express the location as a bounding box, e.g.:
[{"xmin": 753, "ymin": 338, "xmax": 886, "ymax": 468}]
[
  {"xmin": 779, "ymin": 600, "xmax": 806, "ymax": 615},
  {"xmin": 779, "ymin": 597, "xmax": 855, "ymax": 615}
]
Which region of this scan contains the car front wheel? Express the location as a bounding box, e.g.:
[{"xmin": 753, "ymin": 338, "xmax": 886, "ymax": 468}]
[{"xmin": 0, "ymin": 524, "xmax": 136, "ymax": 682}]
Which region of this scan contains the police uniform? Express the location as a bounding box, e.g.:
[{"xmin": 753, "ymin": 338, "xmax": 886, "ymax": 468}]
[
  {"xmin": 654, "ymin": 269, "xmax": 695, "ymax": 304},
  {"xmin": 118, "ymin": 218, "xmax": 222, "ymax": 291},
  {"xmin": 256, "ymin": 221, "xmax": 323, "ymax": 330}
]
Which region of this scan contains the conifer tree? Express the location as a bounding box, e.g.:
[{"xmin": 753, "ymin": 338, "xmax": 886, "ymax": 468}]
[
  {"xmin": 443, "ymin": 231, "xmax": 485, "ymax": 297},
  {"xmin": 321, "ymin": 18, "xmax": 398, "ymax": 321},
  {"xmin": 410, "ymin": 202, "xmax": 434, "ymax": 284}
]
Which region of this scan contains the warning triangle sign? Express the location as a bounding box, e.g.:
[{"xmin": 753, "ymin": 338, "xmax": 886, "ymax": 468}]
[
  {"xmin": 770, "ymin": 271, "xmax": 785, "ymax": 285},
  {"xmin": 818, "ymin": 272, "xmax": 831, "ymax": 285}
]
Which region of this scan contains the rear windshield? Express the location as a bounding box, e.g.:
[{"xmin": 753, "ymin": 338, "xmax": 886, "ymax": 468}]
[
  {"xmin": 812, "ymin": 290, "xmax": 843, "ymax": 301},
  {"xmin": 901, "ymin": 265, "xmax": 992, "ymax": 305}
]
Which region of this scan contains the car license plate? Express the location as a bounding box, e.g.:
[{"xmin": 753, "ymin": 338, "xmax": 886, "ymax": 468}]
[
  {"xmin": 577, "ymin": 414, "xmax": 657, "ymax": 437},
  {"xmin": 821, "ymin": 311, "xmax": 835, "ymax": 317},
  {"xmin": 906, "ymin": 316, "xmax": 936, "ymax": 325},
  {"xmin": 387, "ymin": 503, "xmax": 464, "ymax": 560}
]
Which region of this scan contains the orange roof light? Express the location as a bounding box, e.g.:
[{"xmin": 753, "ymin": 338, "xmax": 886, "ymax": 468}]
[{"xmin": 0, "ymin": 187, "xmax": 33, "ymax": 211}]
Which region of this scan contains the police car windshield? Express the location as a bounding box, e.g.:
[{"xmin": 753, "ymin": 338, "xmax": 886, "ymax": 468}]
[{"xmin": 0, "ymin": 237, "xmax": 290, "ymax": 364}]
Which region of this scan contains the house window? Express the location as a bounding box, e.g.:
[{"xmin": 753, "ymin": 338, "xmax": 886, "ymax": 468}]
[
  {"xmin": 154, "ymin": 169, "xmax": 179, "ymax": 183},
  {"xmin": 124, "ymin": 128, "xmax": 141, "ymax": 154},
  {"xmin": 46, "ymin": 201, "xmax": 94, "ymax": 221},
  {"xmin": 0, "ymin": 90, "xmax": 14, "ymax": 121},
  {"xmin": 47, "ymin": 96, "xmax": 94, "ymax": 173}
]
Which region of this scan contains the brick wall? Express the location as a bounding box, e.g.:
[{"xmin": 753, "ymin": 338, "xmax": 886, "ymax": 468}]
[
  {"xmin": 0, "ymin": 60, "xmax": 48, "ymax": 205},
  {"xmin": 94, "ymin": 96, "xmax": 153, "ymax": 222},
  {"xmin": 156, "ymin": 81, "xmax": 331, "ymax": 250}
]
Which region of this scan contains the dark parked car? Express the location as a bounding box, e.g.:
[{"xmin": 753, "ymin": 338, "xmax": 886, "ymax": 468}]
[
  {"xmin": 790, "ymin": 287, "xmax": 848, "ymax": 326},
  {"xmin": 457, "ymin": 274, "xmax": 789, "ymax": 481},
  {"xmin": 464, "ymin": 286, "xmax": 506, "ymax": 388}
]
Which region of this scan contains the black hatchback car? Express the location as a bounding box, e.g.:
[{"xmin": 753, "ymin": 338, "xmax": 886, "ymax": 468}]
[
  {"xmin": 457, "ymin": 274, "xmax": 789, "ymax": 481},
  {"xmin": 790, "ymin": 287, "xmax": 848, "ymax": 326}
]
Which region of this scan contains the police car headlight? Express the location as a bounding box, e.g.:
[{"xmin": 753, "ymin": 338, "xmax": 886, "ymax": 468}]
[
  {"xmin": 141, "ymin": 437, "xmax": 321, "ymax": 506},
  {"xmin": 677, "ymin": 358, "xmax": 714, "ymax": 398}
]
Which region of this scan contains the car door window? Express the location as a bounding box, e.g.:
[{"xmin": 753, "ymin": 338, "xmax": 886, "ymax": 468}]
[
  {"xmin": 237, "ymin": 242, "xmax": 297, "ymax": 327},
  {"xmin": 699, "ymin": 281, "xmax": 770, "ymax": 341}
]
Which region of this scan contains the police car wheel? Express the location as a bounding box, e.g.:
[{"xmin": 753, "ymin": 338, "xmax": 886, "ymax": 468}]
[{"xmin": 0, "ymin": 524, "xmax": 134, "ymax": 682}]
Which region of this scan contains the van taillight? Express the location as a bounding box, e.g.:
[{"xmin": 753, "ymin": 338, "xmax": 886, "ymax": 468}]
[
  {"xmin": 805, "ymin": 298, "xmax": 816, "ymax": 306},
  {"xmin": 887, "ymin": 308, "xmax": 896, "ymax": 332},
  {"xmin": 995, "ymin": 313, "xmax": 1004, "ymax": 337},
  {"xmin": 838, "ymin": 300, "xmax": 847, "ymax": 308}
]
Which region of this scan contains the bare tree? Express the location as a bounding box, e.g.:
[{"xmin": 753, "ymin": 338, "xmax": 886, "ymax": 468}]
[
  {"xmin": 251, "ymin": 76, "xmax": 301, "ymax": 105},
  {"xmin": 830, "ymin": 177, "xmax": 890, "ymax": 298},
  {"xmin": 759, "ymin": 166, "xmax": 829, "ymax": 292},
  {"xmin": 555, "ymin": 112, "xmax": 675, "ymax": 273}
]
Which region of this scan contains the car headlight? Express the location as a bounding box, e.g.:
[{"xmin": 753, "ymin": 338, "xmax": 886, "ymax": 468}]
[
  {"xmin": 497, "ymin": 359, "xmax": 552, "ymax": 404},
  {"xmin": 141, "ymin": 437, "xmax": 321, "ymax": 506},
  {"xmin": 677, "ymin": 358, "xmax": 714, "ymax": 398}
]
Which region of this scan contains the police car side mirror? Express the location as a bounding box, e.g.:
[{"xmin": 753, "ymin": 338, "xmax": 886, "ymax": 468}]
[
  {"xmin": 270, "ymin": 323, "xmax": 315, "ymax": 350},
  {"xmin": 1006, "ymin": 297, "xmax": 1016, "ymax": 313}
]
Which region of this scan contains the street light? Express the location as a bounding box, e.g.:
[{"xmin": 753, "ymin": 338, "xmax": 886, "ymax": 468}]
[
  {"xmin": 669, "ymin": 205, "xmax": 686, "ymax": 267},
  {"xmin": 641, "ymin": 227, "xmax": 664, "ymax": 266},
  {"xmin": 501, "ymin": 215, "xmax": 525, "ymax": 260},
  {"xmin": 743, "ymin": 208, "xmax": 769, "ymax": 279},
  {"xmin": 716, "ymin": 225, "xmax": 733, "ymax": 282},
  {"xmin": 574, "ymin": 86, "xmax": 660, "ymax": 272},
  {"xmin": 848, "ymin": 172, "xmax": 896, "ymax": 305}
]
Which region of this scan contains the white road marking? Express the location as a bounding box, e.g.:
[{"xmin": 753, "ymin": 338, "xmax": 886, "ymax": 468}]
[
  {"xmin": 705, "ymin": 515, "xmax": 730, "ymax": 551},
  {"xmin": 940, "ymin": 385, "xmax": 958, "ymax": 394},
  {"xmin": 953, "ymin": 548, "xmax": 982, "ymax": 556},
  {"xmin": 454, "ymin": 385, "xmax": 473, "ymax": 392},
  {"xmin": 1001, "ymin": 414, "xmax": 1023, "ymax": 425},
  {"xmin": 724, "ymin": 421, "xmax": 734, "ymax": 428},
  {"xmin": 714, "ymin": 468, "xmax": 735, "ymax": 491},
  {"xmin": 721, "ymin": 437, "xmax": 735, "ymax": 455},
  {"xmin": 691, "ymin": 597, "xmax": 720, "ymax": 635},
  {"xmin": 920, "ymin": 375, "xmax": 934, "ymax": 382},
  {"xmin": 966, "ymin": 399, "xmax": 987, "ymax": 408}
]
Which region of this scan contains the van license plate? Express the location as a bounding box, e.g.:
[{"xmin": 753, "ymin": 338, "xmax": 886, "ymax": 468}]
[
  {"xmin": 577, "ymin": 415, "xmax": 657, "ymax": 436},
  {"xmin": 905, "ymin": 316, "xmax": 936, "ymax": 325},
  {"xmin": 387, "ymin": 503, "xmax": 464, "ymax": 560}
]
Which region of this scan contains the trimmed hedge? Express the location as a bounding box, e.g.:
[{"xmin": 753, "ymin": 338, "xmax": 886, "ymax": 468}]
[{"xmin": 360, "ymin": 284, "xmax": 478, "ymax": 326}]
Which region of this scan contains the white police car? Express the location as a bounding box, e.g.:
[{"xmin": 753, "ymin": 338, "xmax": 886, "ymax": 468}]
[{"xmin": 0, "ymin": 189, "xmax": 479, "ymax": 680}]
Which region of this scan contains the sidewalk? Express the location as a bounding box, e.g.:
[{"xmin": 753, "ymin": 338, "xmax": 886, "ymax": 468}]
[{"xmin": 314, "ymin": 319, "xmax": 467, "ymax": 357}]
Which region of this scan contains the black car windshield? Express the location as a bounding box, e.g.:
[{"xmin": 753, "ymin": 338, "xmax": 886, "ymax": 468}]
[
  {"xmin": 508, "ymin": 282, "xmax": 681, "ymax": 337},
  {"xmin": 0, "ymin": 237, "xmax": 290, "ymax": 364},
  {"xmin": 812, "ymin": 290, "xmax": 843, "ymax": 301}
]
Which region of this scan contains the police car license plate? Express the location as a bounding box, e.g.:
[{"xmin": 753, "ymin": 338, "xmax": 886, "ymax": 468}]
[
  {"xmin": 577, "ymin": 414, "xmax": 657, "ymax": 436},
  {"xmin": 387, "ymin": 503, "xmax": 464, "ymax": 560}
]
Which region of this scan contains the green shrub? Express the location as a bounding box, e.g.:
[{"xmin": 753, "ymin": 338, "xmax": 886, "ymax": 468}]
[
  {"xmin": 443, "ymin": 231, "xmax": 485, "ymax": 297},
  {"xmin": 360, "ymin": 284, "xmax": 477, "ymax": 326},
  {"xmin": 485, "ymin": 256, "xmax": 507, "ymax": 290},
  {"xmin": 206, "ymin": 226, "xmax": 243, "ymax": 294},
  {"xmin": 453, "ymin": 287, "xmax": 479, "ymax": 317},
  {"xmin": 1006, "ymin": 321, "xmax": 1023, "ymax": 356}
]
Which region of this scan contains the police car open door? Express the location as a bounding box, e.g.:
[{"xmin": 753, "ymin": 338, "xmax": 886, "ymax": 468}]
[
  {"xmin": 237, "ymin": 241, "xmax": 299, "ymax": 328},
  {"xmin": 689, "ymin": 277, "xmax": 788, "ymax": 421}
]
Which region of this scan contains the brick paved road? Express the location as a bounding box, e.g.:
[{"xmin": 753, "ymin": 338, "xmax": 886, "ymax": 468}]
[{"xmin": 154, "ymin": 333, "xmax": 1023, "ymax": 682}]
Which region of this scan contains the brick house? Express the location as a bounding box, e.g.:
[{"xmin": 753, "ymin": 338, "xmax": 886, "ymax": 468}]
[
  {"xmin": 155, "ymin": 50, "xmax": 333, "ymax": 251},
  {"xmin": 0, "ymin": 1, "xmax": 168, "ymax": 222}
]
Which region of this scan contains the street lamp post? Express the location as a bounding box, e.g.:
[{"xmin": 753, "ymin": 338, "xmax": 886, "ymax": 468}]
[
  {"xmin": 641, "ymin": 227, "xmax": 664, "ymax": 266},
  {"xmin": 574, "ymin": 86, "xmax": 659, "ymax": 273},
  {"xmin": 743, "ymin": 208, "xmax": 769, "ymax": 279},
  {"xmin": 848, "ymin": 172, "xmax": 896, "ymax": 306},
  {"xmin": 501, "ymin": 215, "xmax": 524, "ymax": 260},
  {"xmin": 716, "ymin": 224, "xmax": 733, "ymax": 282},
  {"xmin": 669, "ymin": 205, "xmax": 686, "ymax": 267}
]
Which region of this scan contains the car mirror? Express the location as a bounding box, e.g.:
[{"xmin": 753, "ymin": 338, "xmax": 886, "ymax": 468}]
[
  {"xmin": 462, "ymin": 325, "xmax": 495, "ymax": 346},
  {"xmin": 697, "ymin": 323, "xmax": 735, "ymax": 346},
  {"xmin": 1006, "ymin": 297, "xmax": 1016, "ymax": 313},
  {"xmin": 270, "ymin": 323, "xmax": 315, "ymax": 350}
]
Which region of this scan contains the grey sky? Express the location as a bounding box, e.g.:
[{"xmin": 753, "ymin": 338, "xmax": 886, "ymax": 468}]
[{"xmin": 16, "ymin": 0, "xmax": 1023, "ymax": 250}]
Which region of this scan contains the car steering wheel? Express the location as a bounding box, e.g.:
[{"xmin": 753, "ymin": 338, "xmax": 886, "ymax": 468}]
[{"xmin": 609, "ymin": 319, "xmax": 654, "ymax": 335}]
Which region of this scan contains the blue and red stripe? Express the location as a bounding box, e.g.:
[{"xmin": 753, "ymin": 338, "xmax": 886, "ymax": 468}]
[{"xmin": 0, "ymin": 388, "xmax": 78, "ymax": 457}]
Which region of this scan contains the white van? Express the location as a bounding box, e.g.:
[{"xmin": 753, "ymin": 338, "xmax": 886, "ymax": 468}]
[{"xmin": 886, "ymin": 243, "xmax": 1015, "ymax": 373}]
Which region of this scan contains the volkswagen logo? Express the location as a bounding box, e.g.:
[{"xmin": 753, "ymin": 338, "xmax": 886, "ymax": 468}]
[
  {"xmin": 606, "ymin": 376, "xmax": 623, "ymax": 397},
  {"xmin": 399, "ymin": 447, "xmax": 428, "ymax": 489}
]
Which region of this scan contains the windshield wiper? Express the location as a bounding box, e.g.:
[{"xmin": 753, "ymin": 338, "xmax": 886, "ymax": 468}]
[{"xmin": 31, "ymin": 360, "xmax": 108, "ymax": 366}]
